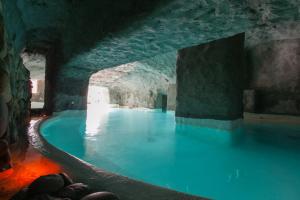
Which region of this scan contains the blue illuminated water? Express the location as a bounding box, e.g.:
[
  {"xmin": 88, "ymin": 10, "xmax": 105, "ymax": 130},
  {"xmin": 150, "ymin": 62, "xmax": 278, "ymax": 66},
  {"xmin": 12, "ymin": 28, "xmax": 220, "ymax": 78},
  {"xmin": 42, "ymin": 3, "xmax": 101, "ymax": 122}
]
[{"xmin": 40, "ymin": 107, "xmax": 300, "ymax": 200}]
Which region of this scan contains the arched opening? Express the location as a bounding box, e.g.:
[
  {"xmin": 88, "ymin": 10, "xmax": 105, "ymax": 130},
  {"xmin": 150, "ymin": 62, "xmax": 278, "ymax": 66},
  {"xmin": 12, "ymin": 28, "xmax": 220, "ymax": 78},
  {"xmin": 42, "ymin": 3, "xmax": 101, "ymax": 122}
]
[
  {"xmin": 21, "ymin": 53, "xmax": 46, "ymax": 110},
  {"xmin": 88, "ymin": 60, "xmax": 175, "ymax": 110}
]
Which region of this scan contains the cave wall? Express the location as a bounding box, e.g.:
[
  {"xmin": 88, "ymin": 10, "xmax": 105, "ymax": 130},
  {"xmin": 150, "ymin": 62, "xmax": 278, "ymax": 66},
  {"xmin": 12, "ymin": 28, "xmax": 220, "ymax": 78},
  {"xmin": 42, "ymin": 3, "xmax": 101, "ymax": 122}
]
[
  {"xmin": 245, "ymin": 38, "xmax": 300, "ymax": 115},
  {"xmin": 89, "ymin": 53, "xmax": 176, "ymax": 109},
  {"xmin": 176, "ymin": 33, "xmax": 245, "ymax": 120},
  {"xmin": 0, "ymin": 15, "xmax": 30, "ymax": 143}
]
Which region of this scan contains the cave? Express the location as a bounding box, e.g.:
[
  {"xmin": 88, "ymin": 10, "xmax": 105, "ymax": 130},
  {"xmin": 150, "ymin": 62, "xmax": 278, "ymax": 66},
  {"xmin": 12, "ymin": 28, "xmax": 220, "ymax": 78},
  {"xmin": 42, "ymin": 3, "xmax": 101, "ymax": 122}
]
[
  {"xmin": 0, "ymin": 1, "xmax": 300, "ymax": 200},
  {"xmin": 21, "ymin": 52, "xmax": 46, "ymax": 110}
]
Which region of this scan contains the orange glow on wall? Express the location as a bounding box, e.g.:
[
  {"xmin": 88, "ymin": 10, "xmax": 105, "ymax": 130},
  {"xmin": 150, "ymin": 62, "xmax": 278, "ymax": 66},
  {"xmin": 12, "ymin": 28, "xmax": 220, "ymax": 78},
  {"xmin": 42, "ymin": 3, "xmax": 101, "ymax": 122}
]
[{"xmin": 0, "ymin": 145, "xmax": 62, "ymax": 199}]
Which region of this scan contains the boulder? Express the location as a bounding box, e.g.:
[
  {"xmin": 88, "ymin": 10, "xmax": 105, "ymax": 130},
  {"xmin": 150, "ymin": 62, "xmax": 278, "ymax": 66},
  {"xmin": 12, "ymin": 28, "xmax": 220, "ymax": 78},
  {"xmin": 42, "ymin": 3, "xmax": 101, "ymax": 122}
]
[
  {"xmin": 30, "ymin": 194, "xmax": 71, "ymax": 200},
  {"xmin": 59, "ymin": 173, "xmax": 73, "ymax": 187},
  {"xmin": 57, "ymin": 183, "xmax": 90, "ymax": 200},
  {"xmin": 27, "ymin": 174, "xmax": 65, "ymax": 196},
  {"xmin": 10, "ymin": 187, "xmax": 28, "ymax": 200},
  {"xmin": 80, "ymin": 192, "xmax": 119, "ymax": 200}
]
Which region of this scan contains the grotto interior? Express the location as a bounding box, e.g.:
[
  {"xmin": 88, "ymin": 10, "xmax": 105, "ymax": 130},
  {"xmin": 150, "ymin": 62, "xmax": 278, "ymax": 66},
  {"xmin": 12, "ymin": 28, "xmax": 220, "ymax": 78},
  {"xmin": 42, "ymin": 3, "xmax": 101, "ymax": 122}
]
[{"xmin": 0, "ymin": 0, "xmax": 300, "ymax": 200}]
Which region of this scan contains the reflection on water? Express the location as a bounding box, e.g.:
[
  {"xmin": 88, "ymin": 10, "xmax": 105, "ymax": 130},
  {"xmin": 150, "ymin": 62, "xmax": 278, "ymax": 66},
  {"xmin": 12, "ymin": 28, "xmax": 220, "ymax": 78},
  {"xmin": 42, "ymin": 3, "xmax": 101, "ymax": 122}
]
[{"xmin": 85, "ymin": 103, "xmax": 109, "ymax": 136}]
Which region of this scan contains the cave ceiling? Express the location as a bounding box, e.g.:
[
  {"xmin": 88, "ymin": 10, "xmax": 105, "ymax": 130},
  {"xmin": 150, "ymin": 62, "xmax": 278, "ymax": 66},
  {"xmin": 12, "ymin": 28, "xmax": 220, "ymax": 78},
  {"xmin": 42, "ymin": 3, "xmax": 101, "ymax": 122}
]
[{"xmin": 1, "ymin": 0, "xmax": 299, "ymax": 79}]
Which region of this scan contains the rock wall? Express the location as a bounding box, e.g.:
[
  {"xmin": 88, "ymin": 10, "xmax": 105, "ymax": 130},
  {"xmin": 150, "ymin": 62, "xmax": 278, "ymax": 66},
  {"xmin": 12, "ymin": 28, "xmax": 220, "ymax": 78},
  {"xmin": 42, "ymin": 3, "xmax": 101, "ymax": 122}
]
[
  {"xmin": 90, "ymin": 53, "xmax": 176, "ymax": 109},
  {"xmin": 0, "ymin": 28, "xmax": 30, "ymax": 144},
  {"xmin": 245, "ymin": 38, "xmax": 300, "ymax": 115}
]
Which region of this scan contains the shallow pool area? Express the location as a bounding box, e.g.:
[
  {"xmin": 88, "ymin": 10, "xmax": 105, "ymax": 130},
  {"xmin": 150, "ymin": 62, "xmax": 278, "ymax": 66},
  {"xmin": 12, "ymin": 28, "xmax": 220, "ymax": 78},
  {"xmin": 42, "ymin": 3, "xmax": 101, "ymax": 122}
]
[{"xmin": 40, "ymin": 107, "xmax": 300, "ymax": 200}]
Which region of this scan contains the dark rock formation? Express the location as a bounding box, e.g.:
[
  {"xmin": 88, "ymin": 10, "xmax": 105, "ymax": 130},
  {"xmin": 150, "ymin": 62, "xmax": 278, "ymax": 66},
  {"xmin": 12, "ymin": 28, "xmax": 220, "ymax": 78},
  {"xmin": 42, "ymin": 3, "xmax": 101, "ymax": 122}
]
[
  {"xmin": 27, "ymin": 174, "xmax": 65, "ymax": 196},
  {"xmin": 80, "ymin": 192, "xmax": 119, "ymax": 200},
  {"xmin": 0, "ymin": 96, "xmax": 8, "ymax": 138},
  {"xmin": 10, "ymin": 173, "xmax": 119, "ymax": 200},
  {"xmin": 176, "ymin": 33, "xmax": 245, "ymax": 120},
  {"xmin": 0, "ymin": 139, "xmax": 11, "ymax": 171},
  {"xmin": 0, "ymin": 20, "xmax": 31, "ymax": 144},
  {"xmin": 10, "ymin": 187, "xmax": 28, "ymax": 200},
  {"xmin": 30, "ymin": 194, "xmax": 70, "ymax": 200},
  {"xmin": 59, "ymin": 173, "xmax": 74, "ymax": 187},
  {"xmin": 57, "ymin": 183, "xmax": 90, "ymax": 200}
]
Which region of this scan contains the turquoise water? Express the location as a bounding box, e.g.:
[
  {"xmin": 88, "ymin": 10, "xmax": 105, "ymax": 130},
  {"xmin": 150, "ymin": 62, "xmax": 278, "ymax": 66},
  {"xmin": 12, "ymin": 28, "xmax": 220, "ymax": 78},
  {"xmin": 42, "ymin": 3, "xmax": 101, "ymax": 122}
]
[{"xmin": 41, "ymin": 108, "xmax": 300, "ymax": 200}]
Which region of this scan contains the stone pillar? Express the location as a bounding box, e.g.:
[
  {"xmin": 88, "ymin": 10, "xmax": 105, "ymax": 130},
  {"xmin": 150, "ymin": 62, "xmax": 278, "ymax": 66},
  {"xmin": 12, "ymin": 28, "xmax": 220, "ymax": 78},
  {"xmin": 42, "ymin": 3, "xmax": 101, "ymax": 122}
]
[
  {"xmin": 176, "ymin": 33, "xmax": 245, "ymax": 130},
  {"xmin": 44, "ymin": 42, "xmax": 90, "ymax": 113},
  {"xmin": 52, "ymin": 76, "xmax": 90, "ymax": 112},
  {"xmin": 44, "ymin": 45, "xmax": 62, "ymax": 114},
  {"xmin": 167, "ymin": 84, "xmax": 176, "ymax": 110}
]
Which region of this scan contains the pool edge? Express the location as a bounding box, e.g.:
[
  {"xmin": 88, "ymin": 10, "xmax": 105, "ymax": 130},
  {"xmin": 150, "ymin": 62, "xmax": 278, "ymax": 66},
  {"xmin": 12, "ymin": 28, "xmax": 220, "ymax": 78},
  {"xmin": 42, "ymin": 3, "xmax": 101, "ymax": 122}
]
[{"xmin": 29, "ymin": 117, "xmax": 209, "ymax": 200}]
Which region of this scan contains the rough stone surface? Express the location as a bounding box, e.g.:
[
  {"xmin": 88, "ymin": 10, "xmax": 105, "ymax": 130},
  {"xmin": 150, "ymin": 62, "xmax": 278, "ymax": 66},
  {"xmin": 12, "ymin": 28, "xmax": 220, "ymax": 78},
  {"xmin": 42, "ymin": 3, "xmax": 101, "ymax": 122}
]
[
  {"xmin": 176, "ymin": 33, "xmax": 245, "ymax": 120},
  {"xmin": 57, "ymin": 183, "xmax": 90, "ymax": 200},
  {"xmin": 90, "ymin": 53, "xmax": 175, "ymax": 108},
  {"xmin": 0, "ymin": 69, "xmax": 12, "ymax": 102},
  {"xmin": 0, "ymin": 7, "xmax": 31, "ymax": 143},
  {"xmin": 0, "ymin": 139, "xmax": 11, "ymax": 171},
  {"xmin": 52, "ymin": 76, "xmax": 90, "ymax": 111},
  {"xmin": 246, "ymin": 38, "xmax": 300, "ymax": 115},
  {"xmin": 167, "ymin": 84, "xmax": 176, "ymax": 110},
  {"xmin": 1, "ymin": 0, "xmax": 300, "ymax": 114},
  {"xmin": 80, "ymin": 192, "xmax": 119, "ymax": 200},
  {"xmin": 27, "ymin": 174, "xmax": 65, "ymax": 196},
  {"xmin": 59, "ymin": 173, "xmax": 74, "ymax": 187},
  {"xmin": 10, "ymin": 187, "xmax": 28, "ymax": 200},
  {"xmin": 21, "ymin": 53, "xmax": 46, "ymax": 80},
  {"xmin": 30, "ymin": 194, "xmax": 70, "ymax": 200}
]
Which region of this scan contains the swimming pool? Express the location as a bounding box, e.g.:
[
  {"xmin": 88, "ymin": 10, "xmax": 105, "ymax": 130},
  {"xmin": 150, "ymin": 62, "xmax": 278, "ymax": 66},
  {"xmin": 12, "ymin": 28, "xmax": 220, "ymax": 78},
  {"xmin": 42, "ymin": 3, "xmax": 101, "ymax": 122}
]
[{"xmin": 40, "ymin": 107, "xmax": 300, "ymax": 200}]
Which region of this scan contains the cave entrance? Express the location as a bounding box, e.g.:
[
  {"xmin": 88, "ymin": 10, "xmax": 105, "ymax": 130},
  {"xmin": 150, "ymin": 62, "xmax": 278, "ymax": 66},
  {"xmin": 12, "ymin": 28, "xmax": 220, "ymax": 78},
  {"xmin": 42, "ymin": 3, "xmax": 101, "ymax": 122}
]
[
  {"xmin": 21, "ymin": 53, "xmax": 46, "ymax": 110},
  {"xmin": 88, "ymin": 61, "xmax": 176, "ymax": 110}
]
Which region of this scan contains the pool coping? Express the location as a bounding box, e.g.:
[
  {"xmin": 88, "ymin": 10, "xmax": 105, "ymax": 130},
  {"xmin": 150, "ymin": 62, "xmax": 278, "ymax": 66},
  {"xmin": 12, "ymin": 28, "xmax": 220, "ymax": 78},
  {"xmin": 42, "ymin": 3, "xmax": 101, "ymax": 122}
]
[{"xmin": 29, "ymin": 117, "xmax": 209, "ymax": 200}]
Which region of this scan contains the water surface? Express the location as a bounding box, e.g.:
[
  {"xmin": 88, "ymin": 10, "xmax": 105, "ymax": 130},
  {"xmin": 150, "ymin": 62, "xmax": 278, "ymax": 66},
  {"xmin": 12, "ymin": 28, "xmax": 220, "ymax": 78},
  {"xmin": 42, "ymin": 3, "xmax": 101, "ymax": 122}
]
[{"xmin": 41, "ymin": 107, "xmax": 300, "ymax": 200}]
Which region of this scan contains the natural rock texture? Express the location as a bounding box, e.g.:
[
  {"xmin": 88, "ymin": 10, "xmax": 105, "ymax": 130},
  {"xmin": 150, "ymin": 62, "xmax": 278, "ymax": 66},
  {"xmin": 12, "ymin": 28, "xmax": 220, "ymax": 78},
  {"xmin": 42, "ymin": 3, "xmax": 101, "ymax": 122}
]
[
  {"xmin": 90, "ymin": 52, "xmax": 176, "ymax": 108},
  {"xmin": 246, "ymin": 21, "xmax": 300, "ymax": 48},
  {"xmin": 57, "ymin": 183, "xmax": 90, "ymax": 200},
  {"xmin": 27, "ymin": 174, "xmax": 65, "ymax": 196},
  {"xmin": 0, "ymin": 139, "xmax": 11, "ymax": 171},
  {"xmin": 21, "ymin": 53, "xmax": 46, "ymax": 80},
  {"xmin": 0, "ymin": 7, "xmax": 31, "ymax": 143},
  {"xmin": 167, "ymin": 84, "xmax": 176, "ymax": 110},
  {"xmin": 52, "ymin": 76, "xmax": 90, "ymax": 111},
  {"xmin": 176, "ymin": 33, "xmax": 245, "ymax": 120},
  {"xmin": 80, "ymin": 192, "xmax": 119, "ymax": 200},
  {"xmin": 0, "ymin": 96, "xmax": 8, "ymax": 138},
  {"xmin": 245, "ymin": 38, "xmax": 300, "ymax": 115},
  {"xmin": 1, "ymin": 0, "xmax": 300, "ymax": 113}
]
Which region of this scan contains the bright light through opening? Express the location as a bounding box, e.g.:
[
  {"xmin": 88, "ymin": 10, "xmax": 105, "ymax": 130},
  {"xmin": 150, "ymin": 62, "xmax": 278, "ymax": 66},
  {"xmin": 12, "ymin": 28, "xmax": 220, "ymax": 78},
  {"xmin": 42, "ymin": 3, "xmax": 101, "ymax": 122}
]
[
  {"xmin": 31, "ymin": 80, "xmax": 38, "ymax": 94},
  {"xmin": 86, "ymin": 85, "xmax": 110, "ymax": 136}
]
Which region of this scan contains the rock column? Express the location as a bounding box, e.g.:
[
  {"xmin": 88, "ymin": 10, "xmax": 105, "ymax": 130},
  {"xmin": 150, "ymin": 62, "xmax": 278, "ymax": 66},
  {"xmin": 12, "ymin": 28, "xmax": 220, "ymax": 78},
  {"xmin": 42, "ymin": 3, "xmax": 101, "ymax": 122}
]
[{"xmin": 176, "ymin": 33, "xmax": 245, "ymax": 130}]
